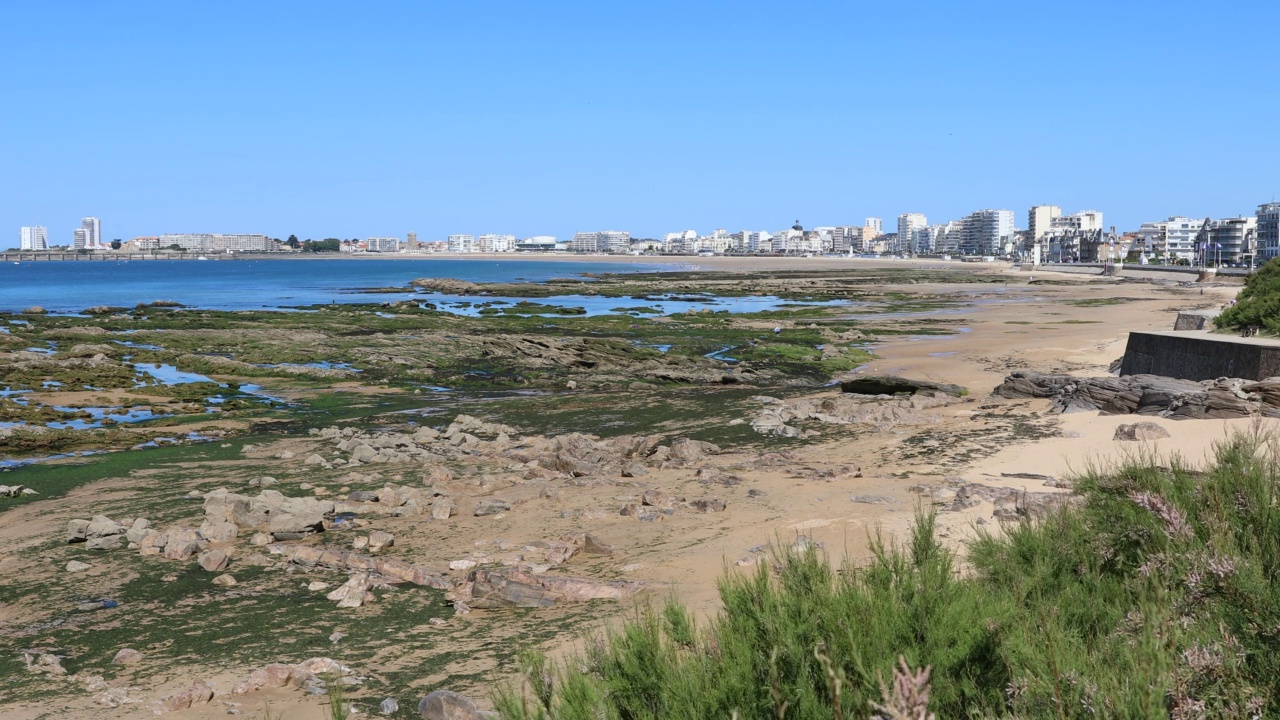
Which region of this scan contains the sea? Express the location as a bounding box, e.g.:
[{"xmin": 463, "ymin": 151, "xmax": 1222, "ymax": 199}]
[
  {"xmin": 0, "ymin": 257, "xmax": 836, "ymax": 317},
  {"xmin": 0, "ymin": 258, "xmax": 676, "ymax": 314}
]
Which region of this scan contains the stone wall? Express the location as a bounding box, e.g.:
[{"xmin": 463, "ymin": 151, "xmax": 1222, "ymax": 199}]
[{"xmin": 1120, "ymin": 332, "xmax": 1280, "ymax": 381}]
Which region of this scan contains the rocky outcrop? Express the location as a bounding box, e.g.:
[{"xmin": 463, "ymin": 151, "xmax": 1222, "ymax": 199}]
[
  {"xmin": 410, "ymin": 277, "xmax": 483, "ymax": 294},
  {"xmin": 447, "ymin": 568, "xmax": 639, "ymax": 609},
  {"xmin": 841, "ymin": 375, "xmax": 966, "ymax": 398},
  {"xmin": 995, "ymin": 371, "xmax": 1280, "ymax": 420},
  {"xmin": 418, "ymin": 690, "xmax": 483, "ymax": 720},
  {"xmin": 202, "ymin": 489, "xmax": 332, "ymax": 539},
  {"xmin": 264, "ymin": 543, "xmax": 450, "ymax": 589},
  {"xmin": 1114, "ymin": 422, "xmax": 1172, "ymax": 441},
  {"xmin": 751, "ymin": 393, "xmax": 958, "ymax": 436}
]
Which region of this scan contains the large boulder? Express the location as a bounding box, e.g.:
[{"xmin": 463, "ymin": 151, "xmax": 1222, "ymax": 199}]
[
  {"xmin": 418, "ymin": 690, "xmax": 481, "ymax": 720},
  {"xmin": 1114, "ymin": 422, "xmax": 1172, "ymax": 441}
]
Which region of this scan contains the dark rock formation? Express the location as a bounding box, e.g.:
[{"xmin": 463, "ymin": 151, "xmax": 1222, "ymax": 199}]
[{"xmin": 841, "ymin": 375, "xmax": 966, "ymax": 398}]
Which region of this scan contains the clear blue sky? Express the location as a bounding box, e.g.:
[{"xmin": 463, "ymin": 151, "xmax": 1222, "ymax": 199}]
[{"xmin": 3, "ymin": 1, "xmax": 1277, "ymax": 245}]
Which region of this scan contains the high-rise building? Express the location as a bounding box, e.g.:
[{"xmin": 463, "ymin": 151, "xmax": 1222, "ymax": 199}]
[
  {"xmin": 80, "ymin": 217, "xmax": 101, "ymax": 249},
  {"xmin": 406, "ymin": 232, "xmax": 418, "ymax": 250},
  {"xmin": 73, "ymin": 228, "xmax": 89, "ymax": 249},
  {"xmin": 1257, "ymin": 203, "xmax": 1280, "ymax": 263},
  {"xmin": 897, "ymin": 213, "xmax": 927, "ymax": 254},
  {"xmin": 1028, "ymin": 205, "xmax": 1062, "ymax": 240},
  {"xmin": 1134, "ymin": 217, "xmax": 1202, "ymax": 261},
  {"xmin": 1052, "ymin": 210, "xmax": 1104, "ymax": 233},
  {"xmin": 19, "ymin": 226, "xmax": 48, "ymax": 251},
  {"xmin": 958, "ymin": 209, "xmax": 1016, "ymax": 255},
  {"xmin": 865, "ymin": 218, "xmax": 882, "ymax": 235}
]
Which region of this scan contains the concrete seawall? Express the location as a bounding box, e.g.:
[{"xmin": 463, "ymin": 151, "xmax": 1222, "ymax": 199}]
[
  {"xmin": 1120, "ymin": 331, "xmax": 1280, "ymax": 381},
  {"xmin": 1025, "ymin": 263, "xmax": 1247, "ymax": 282}
]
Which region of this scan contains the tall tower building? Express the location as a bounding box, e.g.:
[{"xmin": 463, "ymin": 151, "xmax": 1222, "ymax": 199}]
[
  {"xmin": 865, "ymin": 217, "xmax": 883, "ymax": 235},
  {"xmin": 1028, "ymin": 205, "xmax": 1062, "ymax": 241},
  {"xmin": 897, "ymin": 213, "xmax": 927, "ymax": 254},
  {"xmin": 80, "ymin": 217, "xmax": 101, "ymax": 249},
  {"xmin": 19, "ymin": 226, "xmax": 48, "ymax": 251}
]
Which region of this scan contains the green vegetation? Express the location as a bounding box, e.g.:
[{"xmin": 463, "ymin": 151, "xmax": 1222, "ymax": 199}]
[
  {"xmin": 1218, "ymin": 258, "xmax": 1280, "ymax": 334},
  {"xmin": 495, "ymin": 432, "xmax": 1280, "ymax": 719}
]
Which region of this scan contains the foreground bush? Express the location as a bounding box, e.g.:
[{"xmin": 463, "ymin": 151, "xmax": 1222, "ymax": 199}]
[
  {"xmin": 1218, "ymin": 258, "xmax": 1280, "ymax": 334},
  {"xmin": 497, "ymin": 433, "xmax": 1280, "ymax": 719}
]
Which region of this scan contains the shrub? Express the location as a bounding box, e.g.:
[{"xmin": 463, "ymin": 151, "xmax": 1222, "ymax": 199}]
[
  {"xmin": 1218, "ymin": 258, "xmax": 1280, "ymax": 334},
  {"xmin": 496, "ymin": 431, "xmax": 1280, "ymax": 719}
]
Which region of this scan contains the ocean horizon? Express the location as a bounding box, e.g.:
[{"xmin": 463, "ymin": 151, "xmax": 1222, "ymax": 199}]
[{"xmin": 0, "ymin": 258, "xmax": 672, "ymax": 313}]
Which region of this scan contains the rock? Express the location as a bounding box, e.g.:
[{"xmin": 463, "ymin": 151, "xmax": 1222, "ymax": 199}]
[
  {"xmin": 381, "ymin": 697, "xmax": 400, "ymax": 714},
  {"xmin": 212, "ymin": 574, "xmax": 237, "ymax": 586},
  {"xmin": 668, "ymin": 438, "xmax": 720, "ymax": 465},
  {"xmin": 198, "ymin": 521, "xmax": 238, "ymax": 543},
  {"xmin": 850, "ymin": 495, "xmax": 897, "ymax": 505},
  {"xmin": 267, "ymin": 543, "xmax": 450, "ymax": 590},
  {"xmin": 149, "ymin": 680, "xmax": 215, "ymax": 714},
  {"xmin": 449, "ymin": 559, "xmax": 478, "ymax": 571},
  {"xmin": 67, "ymin": 519, "xmax": 91, "ymax": 542},
  {"xmin": 428, "ymin": 617, "xmax": 448, "ymax": 626},
  {"xmin": 305, "ymin": 453, "xmax": 327, "ymax": 465},
  {"xmin": 23, "ymin": 306, "xmax": 46, "ymax": 314},
  {"xmin": 367, "ymin": 530, "xmax": 395, "ymax": 553},
  {"xmin": 198, "ymin": 548, "xmax": 231, "ymax": 572},
  {"xmin": 232, "ymin": 663, "xmax": 294, "ymax": 694},
  {"xmin": 620, "ymin": 462, "xmax": 648, "ymax": 478},
  {"xmin": 564, "ymin": 531, "xmax": 614, "ymax": 556},
  {"xmin": 348, "ymin": 490, "xmax": 380, "ymax": 502},
  {"xmin": 65, "ymin": 560, "xmax": 92, "ymax": 573},
  {"xmin": 86, "ymin": 535, "xmax": 123, "ymax": 551},
  {"xmin": 249, "ymin": 532, "xmax": 272, "ymax": 546},
  {"xmin": 308, "ymin": 581, "xmax": 330, "ymax": 591},
  {"xmin": 640, "ymin": 490, "xmax": 672, "ymax": 508},
  {"xmin": 449, "ymin": 568, "xmax": 639, "ymax": 609},
  {"xmin": 840, "ymin": 375, "xmax": 966, "ymax": 398},
  {"xmin": 22, "ymin": 652, "xmax": 67, "ymax": 675},
  {"xmin": 418, "ymin": 690, "xmax": 482, "ymax": 720},
  {"xmin": 687, "ymin": 498, "xmax": 727, "ymax": 513},
  {"xmin": 162, "ymin": 527, "xmax": 202, "ymax": 561},
  {"xmin": 1114, "ymin": 421, "xmax": 1171, "ymax": 441},
  {"xmin": 112, "ymin": 648, "xmax": 144, "ymax": 665},
  {"xmin": 431, "ymin": 497, "xmax": 457, "ymax": 520},
  {"xmin": 474, "ymin": 499, "xmax": 511, "ymax": 516},
  {"xmin": 351, "ymin": 536, "xmax": 369, "ymax": 551},
  {"xmin": 86, "ymin": 515, "xmax": 125, "ymax": 538},
  {"xmin": 327, "ymin": 573, "xmax": 372, "ymax": 608},
  {"xmin": 995, "ymin": 371, "xmax": 1267, "ymax": 420}
]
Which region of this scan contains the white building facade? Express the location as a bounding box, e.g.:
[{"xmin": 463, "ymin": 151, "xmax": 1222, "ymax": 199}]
[
  {"xmin": 447, "ymin": 234, "xmax": 476, "ymax": 253},
  {"xmin": 19, "ymin": 226, "xmax": 48, "ymax": 250},
  {"xmin": 897, "ymin": 213, "xmax": 928, "ymax": 254},
  {"xmin": 366, "ymin": 237, "xmax": 401, "ymax": 252}
]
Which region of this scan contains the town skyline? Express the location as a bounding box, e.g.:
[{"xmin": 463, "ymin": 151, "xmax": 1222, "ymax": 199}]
[{"xmin": 4, "ymin": 2, "xmax": 1279, "ymax": 245}]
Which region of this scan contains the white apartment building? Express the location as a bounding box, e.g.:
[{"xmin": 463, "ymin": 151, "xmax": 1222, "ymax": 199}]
[
  {"xmin": 897, "ymin": 213, "xmax": 927, "ymax": 254},
  {"xmin": 1134, "ymin": 217, "xmax": 1203, "ymax": 261},
  {"xmin": 744, "ymin": 231, "xmax": 772, "ymax": 253},
  {"xmin": 865, "ymin": 218, "xmax": 882, "ymax": 235},
  {"xmin": 447, "ymin": 234, "xmax": 476, "ymax": 253},
  {"xmin": 73, "ymin": 228, "xmax": 89, "ymax": 249},
  {"xmin": 80, "ymin": 217, "xmax": 101, "ymax": 249},
  {"xmin": 1257, "ymin": 203, "xmax": 1280, "ymax": 262},
  {"xmin": 476, "ymin": 234, "xmax": 515, "ymax": 253},
  {"xmin": 147, "ymin": 233, "xmax": 275, "ymax": 252},
  {"xmin": 1028, "ymin": 205, "xmax": 1061, "ymax": 241},
  {"xmin": 366, "ymin": 237, "xmax": 401, "ymax": 252},
  {"xmin": 1052, "ymin": 210, "xmax": 1104, "ymax": 233},
  {"xmin": 958, "ymin": 209, "xmax": 1015, "ymax": 255},
  {"xmin": 19, "ymin": 226, "xmax": 48, "ymax": 251},
  {"xmin": 570, "ymin": 232, "xmax": 600, "ymax": 253}
]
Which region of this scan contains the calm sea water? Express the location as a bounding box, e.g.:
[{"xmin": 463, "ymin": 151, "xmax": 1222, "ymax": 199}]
[{"xmin": 0, "ymin": 258, "xmax": 673, "ymax": 313}]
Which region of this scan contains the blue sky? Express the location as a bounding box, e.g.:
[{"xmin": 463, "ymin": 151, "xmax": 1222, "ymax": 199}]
[{"xmin": 3, "ymin": 1, "xmax": 1277, "ymax": 244}]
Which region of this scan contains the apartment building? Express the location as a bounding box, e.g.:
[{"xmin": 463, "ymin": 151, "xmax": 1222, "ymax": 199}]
[
  {"xmin": 447, "ymin": 234, "xmax": 475, "ymax": 253},
  {"xmin": 1257, "ymin": 203, "xmax": 1280, "ymax": 262},
  {"xmin": 897, "ymin": 213, "xmax": 927, "ymax": 254},
  {"xmin": 366, "ymin": 237, "xmax": 401, "ymax": 252},
  {"xmin": 19, "ymin": 226, "xmax": 48, "ymax": 251}
]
